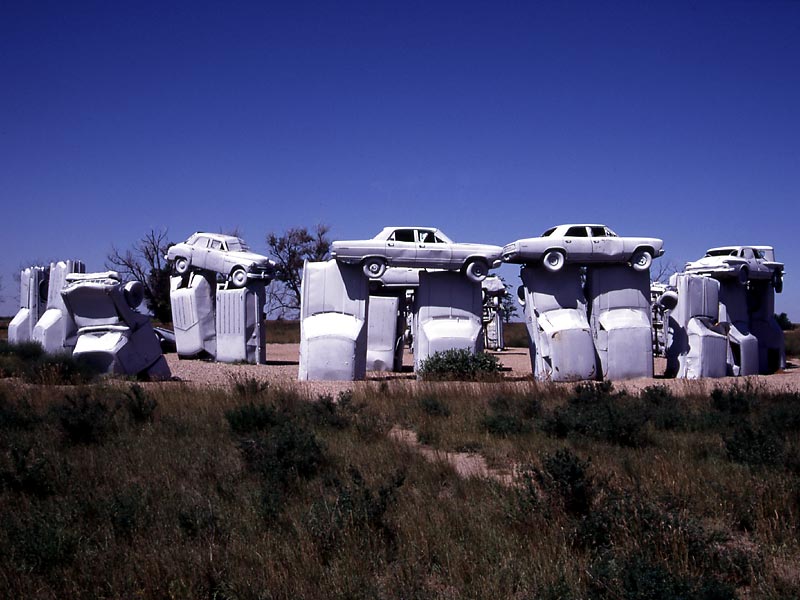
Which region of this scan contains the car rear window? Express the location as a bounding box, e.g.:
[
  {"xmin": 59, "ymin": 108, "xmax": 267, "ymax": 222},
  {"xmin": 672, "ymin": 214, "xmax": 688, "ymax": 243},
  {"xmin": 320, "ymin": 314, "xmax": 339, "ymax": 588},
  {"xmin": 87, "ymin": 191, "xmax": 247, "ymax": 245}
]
[
  {"xmin": 566, "ymin": 226, "xmax": 588, "ymax": 237},
  {"xmin": 541, "ymin": 227, "xmax": 556, "ymax": 237}
]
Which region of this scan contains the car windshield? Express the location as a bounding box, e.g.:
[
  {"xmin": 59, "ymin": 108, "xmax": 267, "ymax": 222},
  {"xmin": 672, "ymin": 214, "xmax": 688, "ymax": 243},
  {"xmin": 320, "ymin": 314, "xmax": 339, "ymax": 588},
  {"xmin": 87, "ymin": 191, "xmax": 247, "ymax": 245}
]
[
  {"xmin": 706, "ymin": 249, "xmax": 738, "ymax": 257},
  {"xmin": 227, "ymin": 238, "xmax": 250, "ymax": 252}
]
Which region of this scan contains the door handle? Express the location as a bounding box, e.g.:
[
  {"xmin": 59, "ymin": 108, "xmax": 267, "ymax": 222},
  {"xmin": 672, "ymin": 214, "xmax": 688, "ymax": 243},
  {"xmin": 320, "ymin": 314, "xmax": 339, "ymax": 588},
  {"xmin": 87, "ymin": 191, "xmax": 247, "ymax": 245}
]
[{"xmin": 388, "ymin": 242, "xmax": 395, "ymax": 247}]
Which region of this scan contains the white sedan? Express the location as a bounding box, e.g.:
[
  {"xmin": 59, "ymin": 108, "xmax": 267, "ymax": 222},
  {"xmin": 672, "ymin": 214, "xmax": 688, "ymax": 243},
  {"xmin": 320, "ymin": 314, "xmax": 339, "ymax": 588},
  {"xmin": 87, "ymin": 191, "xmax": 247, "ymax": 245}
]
[
  {"xmin": 685, "ymin": 245, "xmax": 784, "ymax": 290},
  {"xmin": 166, "ymin": 232, "xmax": 276, "ymax": 287},
  {"xmin": 502, "ymin": 224, "xmax": 664, "ymax": 272},
  {"xmin": 330, "ymin": 227, "xmax": 503, "ymax": 282}
]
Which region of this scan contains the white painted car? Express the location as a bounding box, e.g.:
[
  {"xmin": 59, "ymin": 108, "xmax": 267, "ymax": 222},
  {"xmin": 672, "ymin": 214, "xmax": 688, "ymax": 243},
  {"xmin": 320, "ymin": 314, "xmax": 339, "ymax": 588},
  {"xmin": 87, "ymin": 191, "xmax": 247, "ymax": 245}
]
[
  {"xmin": 330, "ymin": 227, "xmax": 503, "ymax": 282},
  {"xmin": 685, "ymin": 245, "xmax": 784, "ymax": 290},
  {"xmin": 503, "ymin": 224, "xmax": 664, "ymax": 272},
  {"xmin": 166, "ymin": 232, "xmax": 276, "ymax": 287}
]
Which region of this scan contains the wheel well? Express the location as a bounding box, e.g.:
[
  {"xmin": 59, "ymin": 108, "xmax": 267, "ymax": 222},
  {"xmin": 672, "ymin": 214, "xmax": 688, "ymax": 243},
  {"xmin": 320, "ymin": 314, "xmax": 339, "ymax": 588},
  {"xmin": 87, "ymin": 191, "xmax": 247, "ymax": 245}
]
[
  {"xmin": 634, "ymin": 245, "xmax": 654, "ymax": 255},
  {"xmin": 545, "ymin": 247, "xmax": 566, "ymax": 256},
  {"xmin": 230, "ymin": 265, "xmax": 247, "ymax": 276}
]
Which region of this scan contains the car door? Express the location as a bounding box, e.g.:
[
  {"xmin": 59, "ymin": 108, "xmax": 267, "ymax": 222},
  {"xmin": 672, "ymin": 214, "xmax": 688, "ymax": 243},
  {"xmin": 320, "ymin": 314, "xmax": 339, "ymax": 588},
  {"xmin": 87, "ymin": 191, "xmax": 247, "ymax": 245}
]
[
  {"xmin": 417, "ymin": 229, "xmax": 452, "ymax": 267},
  {"xmin": 386, "ymin": 228, "xmax": 417, "ymax": 266},
  {"xmin": 206, "ymin": 238, "xmax": 227, "ymax": 273},
  {"xmin": 191, "ymin": 235, "xmax": 211, "ymax": 269},
  {"xmin": 589, "ymin": 226, "xmax": 624, "ymax": 261},
  {"xmin": 741, "ymin": 247, "xmax": 768, "ymax": 277},
  {"xmin": 563, "ymin": 226, "xmax": 593, "ymax": 260}
]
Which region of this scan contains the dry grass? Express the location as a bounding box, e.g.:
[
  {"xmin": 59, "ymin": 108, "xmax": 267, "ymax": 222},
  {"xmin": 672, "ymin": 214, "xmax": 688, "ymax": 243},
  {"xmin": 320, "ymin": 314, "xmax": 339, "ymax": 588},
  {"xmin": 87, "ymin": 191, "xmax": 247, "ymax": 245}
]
[{"xmin": 1, "ymin": 375, "xmax": 800, "ymax": 598}]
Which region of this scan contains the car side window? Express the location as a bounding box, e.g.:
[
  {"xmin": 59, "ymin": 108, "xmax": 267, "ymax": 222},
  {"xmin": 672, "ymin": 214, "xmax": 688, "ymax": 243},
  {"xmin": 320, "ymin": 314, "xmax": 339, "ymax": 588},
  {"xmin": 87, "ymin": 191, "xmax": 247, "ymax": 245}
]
[
  {"xmin": 391, "ymin": 229, "xmax": 416, "ymax": 243},
  {"xmin": 590, "ymin": 226, "xmax": 606, "ymax": 237},
  {"xmin": 566, "ymin": 226, "xmax": 588, "ymax": 237},
  {"xmin": 434, "ymin": 234, "xmax": 447, "ymax": 244},
  {"xmin": 195, "ymin": 237, "xmax": 210, "ymax": 248},
  {"xmin": 742, "ymin": 248, "xmax": 754, "ymax": 259},
  {"xmin": 210, "ymin": 240, "xmax": 223, "ymax": 251},
  {"xmin": 420, "ymin": 231, "xmax": 440, "ymax": 243}
]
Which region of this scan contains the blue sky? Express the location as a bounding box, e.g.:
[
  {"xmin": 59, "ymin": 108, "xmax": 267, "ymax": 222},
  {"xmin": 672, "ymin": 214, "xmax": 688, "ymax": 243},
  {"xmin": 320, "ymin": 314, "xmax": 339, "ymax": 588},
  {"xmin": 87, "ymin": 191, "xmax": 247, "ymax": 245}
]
[{"xmin": 1, "ymin": 1, "xmax": 798, "ymax": 316}]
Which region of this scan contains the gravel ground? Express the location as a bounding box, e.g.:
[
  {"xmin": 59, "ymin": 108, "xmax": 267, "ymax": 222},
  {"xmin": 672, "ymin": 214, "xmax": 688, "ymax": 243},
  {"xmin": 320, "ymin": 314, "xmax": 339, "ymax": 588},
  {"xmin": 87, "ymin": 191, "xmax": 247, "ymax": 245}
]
[{"xmin": 165, "ymin": 344, "xmax": 800, "ymax": 396}]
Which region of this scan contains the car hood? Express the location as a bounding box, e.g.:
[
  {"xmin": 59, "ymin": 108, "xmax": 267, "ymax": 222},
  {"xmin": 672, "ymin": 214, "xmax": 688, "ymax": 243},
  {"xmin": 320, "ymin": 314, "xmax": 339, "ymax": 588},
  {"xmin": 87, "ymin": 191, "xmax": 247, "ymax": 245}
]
[
  {"xmin": 227, "ymin": 251, "xmax": 276, "ymax": 267},
  {"xmin": 687, "ymin": 256, "xmax": 742, "ymax": 268}
]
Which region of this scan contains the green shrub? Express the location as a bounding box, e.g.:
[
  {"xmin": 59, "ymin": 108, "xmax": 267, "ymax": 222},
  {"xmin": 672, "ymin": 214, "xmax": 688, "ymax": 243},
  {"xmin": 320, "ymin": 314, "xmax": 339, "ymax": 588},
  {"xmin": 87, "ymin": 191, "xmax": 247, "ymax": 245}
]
[
  {"xmin": 539, "ymin": 448, "xmax": 594, "ymax": 516},
  {"xmin": 230, "ymin": 375, "xmax": 270, "ymax": 398},
  {"xmin": 123, "ymin": 384, "xmax": 158, "ymax": 424},
  {"xmin": 711, "ymin": 384, "xmax": 756, "ymax": 415},
  {"xmin": 542, "ymin": 384, "xmax": 650, "ymax": 448},
  {"xmin": 724, "ymin": 425, "xmax": 785, "ymax": 467},
  {"xmin": 640, "ymin": 385, "xmax": 685, "ymax": 431},
  {"xmin": 3, "ymin": 507, "xmax": 79, "ymax": 573},
  {"xmin": 417, "ymin": 349, "xmax": 500, "ymax": 381},
  {"xmin": 0, "ymin": 340, "xmax": 45, "ymax": 361},
  {"xmin": 225, "ymin": 402, "xmax": 281, "ymax": 434},
  {"xmin": 588, "ymin": 554, "xmax": 736, "ymax": 600},
  {"xmin": 418, "ymin": 394, "xmax": 451, "ymax": 417},
  {"xmin": 0, "ymin": 388, "xmax": 40, "ymax": 430},
  {"xmin": 306, "ymin": 467, "xmax": 406, "ymax": 563},
  {"xmin": 53, "ymin": 391, "xmax": 118, "ymax": 444},
  {"xmin": 0, "ymin": 445, "xmax": 61, "ymax": 498},
  {"xmin": 238, "ymin": 421, "xmax": 325, "ymax": 485},
  {"xmin": 482, "ymin": 412, "xmax": 530, "ymax": 436}
]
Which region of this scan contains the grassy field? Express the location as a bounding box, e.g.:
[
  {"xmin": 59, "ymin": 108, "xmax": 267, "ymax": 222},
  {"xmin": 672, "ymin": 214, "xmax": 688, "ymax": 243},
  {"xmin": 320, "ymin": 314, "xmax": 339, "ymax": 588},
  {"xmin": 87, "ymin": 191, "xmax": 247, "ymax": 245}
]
[{"xmin": 1, "ymin": 368, "xmax": 800, "ymax": 598}]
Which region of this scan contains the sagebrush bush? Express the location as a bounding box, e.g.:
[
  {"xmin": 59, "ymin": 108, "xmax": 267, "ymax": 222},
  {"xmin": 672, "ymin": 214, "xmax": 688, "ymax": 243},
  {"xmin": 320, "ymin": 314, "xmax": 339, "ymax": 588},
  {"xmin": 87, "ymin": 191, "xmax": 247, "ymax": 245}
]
[
  {"xmin": 53, "ymin": 390, "xmax": 118, "ymax": 444},
  {"xmin": 539, "ymin": 448, "xmax": 594, "ymax": 516},
  {"xmin": 417, "ymin": 348, "xmax": 500, "ymax": 380},
  {"xmin": 225, "ymin": 402, "xmax": 281, "ymax": 434},
  {"xmin": 123, "ymin": 384, "xmax": 158, "ymax": 424},
  {"xmin": 418, "ymin": 395, "xmax": 451, "ymax": 417},
  {"xmin": 238, "ymin": 421, "xmax": 326, "ymax": 485},
  {"xmin": 724, "ymin": 425, "xmax": 785, "ymax": 467},
  {"xmin": 0, "ymin": 342, "xmax": 101, "ymax": 385},
  {"xmin": 0, "ymin": 387, "xmax": 40, "ymax": 430},
  {"xmin": 541, "ymin": 383, "xmax": 650, "ymax": 448}
]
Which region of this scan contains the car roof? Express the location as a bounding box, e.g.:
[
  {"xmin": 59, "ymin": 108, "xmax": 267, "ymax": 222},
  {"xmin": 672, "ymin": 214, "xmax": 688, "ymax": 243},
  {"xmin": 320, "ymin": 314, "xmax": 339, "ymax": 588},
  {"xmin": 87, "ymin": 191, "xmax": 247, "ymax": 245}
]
[
  {"xmin": 706, "ymin": 245, "xmax": 745, "ymax": 252},
  {"xmin": 191, "ymin": 232, "xmax": 242, "ymax": 243},
  {"xmin": 554, "ymin": 224, "xmax": 607, "ymax": 229}
]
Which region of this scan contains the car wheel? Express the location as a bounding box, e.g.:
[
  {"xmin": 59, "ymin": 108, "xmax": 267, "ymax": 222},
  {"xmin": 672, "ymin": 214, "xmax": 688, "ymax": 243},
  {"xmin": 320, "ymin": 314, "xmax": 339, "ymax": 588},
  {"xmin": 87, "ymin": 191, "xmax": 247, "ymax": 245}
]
[
  {"xmin": 542, "ymin": 250, "xmax": 565, "ymax": 272},
  {"xmin": 362, "ymin": 258, "xmax": 387, "ymax": 278},
  {"xmin": 174, "ymin": 257, "xmax": 190, "ymax": 275},
  {"xmin": 738, "ymin": 266, "xmax": 749, "ymax": 285},
  {"xmin": 464, "ymin": 258, "xmax": 489, "ymax": 282},
  {"xmin": 631, "ymin": 249, "xmax": 653, "ymax": 271},
  {"xmin": 230, "ymin": 267, "xmax": 248, "ymax": 288},
  {"xmin": 516, "ymin": 286, "xmax": 526, "ymax": 307},
  {"xmin": 773, "ymin": 271, "xmax": 783, "ymax": 293}
]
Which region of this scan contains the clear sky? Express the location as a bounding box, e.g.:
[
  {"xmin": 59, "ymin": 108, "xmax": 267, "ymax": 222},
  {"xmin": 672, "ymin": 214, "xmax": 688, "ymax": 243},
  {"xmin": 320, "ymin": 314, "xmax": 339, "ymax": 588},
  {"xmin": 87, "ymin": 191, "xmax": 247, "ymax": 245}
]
[{"xmin": 1, "ymin": 1, "xmax": 798, "ymax": 316}]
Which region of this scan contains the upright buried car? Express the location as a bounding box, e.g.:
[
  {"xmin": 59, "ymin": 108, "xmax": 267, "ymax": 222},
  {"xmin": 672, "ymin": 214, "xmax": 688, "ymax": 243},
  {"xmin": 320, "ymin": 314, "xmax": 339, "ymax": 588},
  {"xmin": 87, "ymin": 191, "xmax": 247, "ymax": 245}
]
[
  {"xmin": 503, "ymin": 224, "xmax": 664, "ymax": 272},
  {"xmin": 685, "ymin": 245, "xmax": 784, "ymax": 290},
  {"xmin": 166, "ymin": 233, "xmax": 275, "ymax": 287},
  {"xmin": 331, "ymin": 227, "xmax": 503, "ymax": 282}
]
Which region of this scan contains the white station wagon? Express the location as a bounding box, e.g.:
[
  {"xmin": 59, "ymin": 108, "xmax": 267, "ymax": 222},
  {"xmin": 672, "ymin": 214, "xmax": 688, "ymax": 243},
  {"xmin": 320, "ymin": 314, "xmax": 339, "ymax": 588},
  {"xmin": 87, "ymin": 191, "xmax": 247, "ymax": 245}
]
[
  {"xmin": 685, "ymin": 245, "xmax": 784, "ymax": 290},
  {"xmin": 502, "ymin": 224, "xmax": 664, "ymax": 272},
  {"xmin": 166, "ymin": 232, "xmax": 276, "ymax": 287},
  {"xmin": 330, "ymin": 226, "xmax": 503, "ymax": 282}
]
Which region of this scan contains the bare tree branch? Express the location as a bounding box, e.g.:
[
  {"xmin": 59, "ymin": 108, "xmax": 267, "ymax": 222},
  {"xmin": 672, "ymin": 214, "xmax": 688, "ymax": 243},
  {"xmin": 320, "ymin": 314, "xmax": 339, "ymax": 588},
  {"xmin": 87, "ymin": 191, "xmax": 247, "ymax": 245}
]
[
  {"xmin": 265, "ymin": 224, "xmax": 331, "ymax": 319},
  {"xmin": 106, "ymin": 229, "xmax": 173, "ymax": 322}
]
